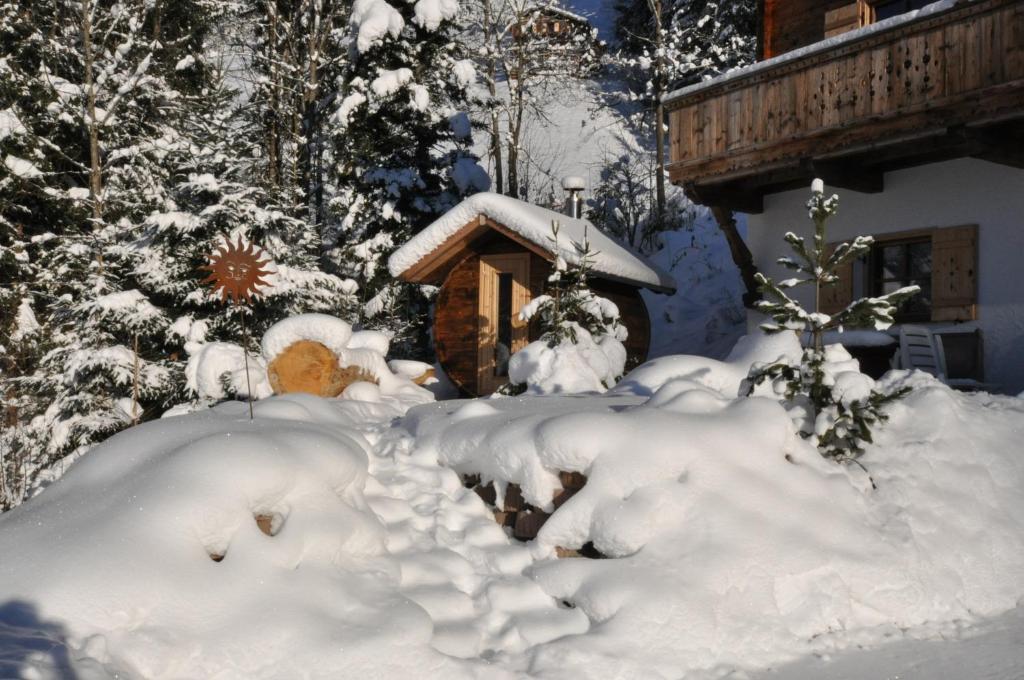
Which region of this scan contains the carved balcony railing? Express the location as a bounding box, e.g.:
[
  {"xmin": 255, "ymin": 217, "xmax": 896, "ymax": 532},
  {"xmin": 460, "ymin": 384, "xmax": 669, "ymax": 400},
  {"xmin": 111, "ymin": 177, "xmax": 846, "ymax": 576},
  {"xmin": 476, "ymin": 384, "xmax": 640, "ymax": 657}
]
[{"xmin": 666, "ymin": 0, "xmax": 1024, "ymax": 212}]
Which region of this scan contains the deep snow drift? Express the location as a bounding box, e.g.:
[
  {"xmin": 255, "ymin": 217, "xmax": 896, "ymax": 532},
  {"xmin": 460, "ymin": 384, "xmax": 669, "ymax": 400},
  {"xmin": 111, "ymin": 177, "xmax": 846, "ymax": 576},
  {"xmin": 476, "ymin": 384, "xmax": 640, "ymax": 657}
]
[
  {"xmin": 405, "ymin": 335, "xmax": 1024, "ymax": 677},
  {"xmin": 2, "ymin": 334, "xmax": 1024, "ymax": 679}
]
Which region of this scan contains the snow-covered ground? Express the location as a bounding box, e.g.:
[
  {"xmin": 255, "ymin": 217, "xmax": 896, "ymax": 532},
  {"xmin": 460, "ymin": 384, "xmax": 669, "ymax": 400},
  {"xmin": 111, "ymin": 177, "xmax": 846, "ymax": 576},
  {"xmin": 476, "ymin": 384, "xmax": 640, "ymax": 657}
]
[{"xmin": 2, "ymin": 333, "xmax": 1023, "ymax": 679}]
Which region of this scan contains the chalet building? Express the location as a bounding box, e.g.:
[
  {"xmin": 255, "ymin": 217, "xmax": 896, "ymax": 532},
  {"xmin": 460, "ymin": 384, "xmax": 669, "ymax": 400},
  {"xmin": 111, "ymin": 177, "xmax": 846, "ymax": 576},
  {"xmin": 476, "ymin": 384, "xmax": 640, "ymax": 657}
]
[
  {"xmin": 388, "ymin": 192, "xmax": 676, "ymax": 396},
  {"xmin": 666, "ymin": 0, "xmax": 1024, "ymax": 393},
  {"xmin": 509, "ymin": 3, "xmax": 601, "ymax": 77}
]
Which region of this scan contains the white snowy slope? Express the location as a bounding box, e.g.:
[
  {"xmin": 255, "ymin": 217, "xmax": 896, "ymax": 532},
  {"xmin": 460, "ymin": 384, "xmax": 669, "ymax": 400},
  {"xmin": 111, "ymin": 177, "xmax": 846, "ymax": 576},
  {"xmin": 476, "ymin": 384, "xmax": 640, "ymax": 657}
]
[
  {"xmin": 3, "ymin": 333, "xmax": 1024, "ymax": 679},
  {"xmin": 405, "ymin": 333, "xmax": 1024, "ymax": 678},
  {"xmin": 0, "ymin": 391, "xmax": 584, "ymax": 679},
  {"xmin": 641, "ymin": 210, "xmax": 747, "ymax": 359}
]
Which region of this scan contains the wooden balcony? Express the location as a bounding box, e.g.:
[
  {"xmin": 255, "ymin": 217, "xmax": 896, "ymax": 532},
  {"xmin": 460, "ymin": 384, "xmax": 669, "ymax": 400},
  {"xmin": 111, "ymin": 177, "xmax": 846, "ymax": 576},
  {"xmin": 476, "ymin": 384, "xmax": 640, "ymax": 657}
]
[{"xmin": 666, "ymin": 0, "xmax": 1024, "ymax": 213}]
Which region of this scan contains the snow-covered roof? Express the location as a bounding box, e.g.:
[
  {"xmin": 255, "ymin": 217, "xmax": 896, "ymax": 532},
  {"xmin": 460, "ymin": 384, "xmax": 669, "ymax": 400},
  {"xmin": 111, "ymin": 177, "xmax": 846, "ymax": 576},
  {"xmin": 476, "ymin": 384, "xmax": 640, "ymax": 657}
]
[
  {"xmin": 529, "ymin": 2, "xmax": 590, "ymax": 24},
  {"xmin": 665, "ymin": 0, "xmax": 960, "ymax": 104},
  {"xmin": 389, "ymin": 192, "xmax": 676, "ymax": 294}
]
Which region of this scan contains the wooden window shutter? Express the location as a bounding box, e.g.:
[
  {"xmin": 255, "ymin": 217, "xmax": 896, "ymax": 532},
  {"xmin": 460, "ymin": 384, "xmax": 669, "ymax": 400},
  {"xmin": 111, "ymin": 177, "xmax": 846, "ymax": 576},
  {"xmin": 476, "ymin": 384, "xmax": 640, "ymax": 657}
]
[
  {"xmin": 819, "ymin": 242, "xmax": 854, "ymax": 315},
  {"xmin": 931, "ymin": 224, "xmax": 978, "ymax": 322}
]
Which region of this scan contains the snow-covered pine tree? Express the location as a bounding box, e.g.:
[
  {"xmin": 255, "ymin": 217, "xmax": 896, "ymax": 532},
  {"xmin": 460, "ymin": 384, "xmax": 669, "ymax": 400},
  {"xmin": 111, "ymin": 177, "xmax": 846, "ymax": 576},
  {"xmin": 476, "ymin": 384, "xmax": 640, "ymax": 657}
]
[
  {"xmin": 508, "ymin": 220, "xmax": 628, "ymax": 393},
  {"xmin": 327, "ymin": 0, "xmax": 489, "ymax": 357},
  {"xmin": 743, "ymin": 182, "xmax": 920, "ymax": 462},
  {"xmin": 2, "ymin": 0, "xmax": 230, "ymax": 499},
  {"xmin": 135, "ymin": 68, "xmax": 360, "ymax": 403},
  {"xmin": 0, "ymin": 0, "xmax": 78, "ymax": 508},
  {"xmin": 523, "ymin": 220, "xmax": 627, "ymax": 347}
]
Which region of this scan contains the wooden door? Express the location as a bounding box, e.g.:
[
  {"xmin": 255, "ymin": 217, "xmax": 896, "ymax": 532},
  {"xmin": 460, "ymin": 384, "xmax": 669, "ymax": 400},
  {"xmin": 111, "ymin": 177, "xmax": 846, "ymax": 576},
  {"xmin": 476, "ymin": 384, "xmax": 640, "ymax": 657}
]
[{"xmin": 477, "ymin": 253, "xmax": 531, "ymax": 394}]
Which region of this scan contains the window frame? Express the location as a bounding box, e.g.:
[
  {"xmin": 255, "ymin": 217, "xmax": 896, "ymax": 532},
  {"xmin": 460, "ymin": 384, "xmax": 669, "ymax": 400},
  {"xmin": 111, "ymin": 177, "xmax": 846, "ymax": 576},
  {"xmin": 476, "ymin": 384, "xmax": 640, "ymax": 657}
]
[{"xmin": 866, "ymin": 232, "xmax": 933, "ymax": 323}]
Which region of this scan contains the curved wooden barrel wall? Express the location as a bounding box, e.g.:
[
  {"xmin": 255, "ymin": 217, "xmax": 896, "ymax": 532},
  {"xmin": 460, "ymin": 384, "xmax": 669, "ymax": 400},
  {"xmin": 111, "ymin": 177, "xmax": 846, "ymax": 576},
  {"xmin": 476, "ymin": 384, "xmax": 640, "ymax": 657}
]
[{"xmin": 433, "ymin": 233, "xmax": 653, "ymax": 396}]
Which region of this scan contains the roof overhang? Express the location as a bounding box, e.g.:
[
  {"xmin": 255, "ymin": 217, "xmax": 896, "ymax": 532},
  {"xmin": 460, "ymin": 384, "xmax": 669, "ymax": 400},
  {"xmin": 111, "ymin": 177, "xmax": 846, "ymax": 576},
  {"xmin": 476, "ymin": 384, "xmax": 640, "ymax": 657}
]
[{"xmin": 395, "ymin": 213, "xmax": 677, "ymax": 295}]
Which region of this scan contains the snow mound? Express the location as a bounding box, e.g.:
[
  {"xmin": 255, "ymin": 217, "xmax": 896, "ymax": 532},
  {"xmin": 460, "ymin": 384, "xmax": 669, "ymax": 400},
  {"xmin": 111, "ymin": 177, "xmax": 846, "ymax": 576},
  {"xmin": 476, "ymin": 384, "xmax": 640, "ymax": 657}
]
[
  {"xmin": 405, "ymin": 343, "xmax": 1024, "ymax": 677},
  {"xmin": 613, "ymin": 328, "xmax": 802, "ymax": 397},
  {"xmin": 509, "ymin": 326, "xmax": 626, "ymax": 395},
  {"xmin": 261, "ymin": 313, "xmax": 353, "ymax": 360},
  {"xmin": 187, "ymin": 341, "xmax": 272, "ymax": 401},
  {"xmin": 0, "ymin": 395, "xmax": 478, "ymax": 678}
]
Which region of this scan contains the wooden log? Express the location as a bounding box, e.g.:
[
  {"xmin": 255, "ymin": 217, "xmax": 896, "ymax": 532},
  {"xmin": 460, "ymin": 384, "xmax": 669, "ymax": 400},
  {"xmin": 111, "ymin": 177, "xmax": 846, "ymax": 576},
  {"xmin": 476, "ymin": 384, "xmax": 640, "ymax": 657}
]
[
  {"xmin": 267, "ymin": 340, "xmax": 377, "ymax": 397},
  {"xmin": 513, "ymin": 510, "xmax": 548, "ymax": 540}
]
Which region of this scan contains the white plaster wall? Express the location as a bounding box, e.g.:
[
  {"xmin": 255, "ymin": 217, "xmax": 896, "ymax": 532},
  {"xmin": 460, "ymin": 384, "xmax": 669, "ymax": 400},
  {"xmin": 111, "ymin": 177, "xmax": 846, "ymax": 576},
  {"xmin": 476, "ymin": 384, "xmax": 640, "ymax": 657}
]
[{"xmin": 746, "ymin": 158, "xmax": 1024, "ymax": 394}]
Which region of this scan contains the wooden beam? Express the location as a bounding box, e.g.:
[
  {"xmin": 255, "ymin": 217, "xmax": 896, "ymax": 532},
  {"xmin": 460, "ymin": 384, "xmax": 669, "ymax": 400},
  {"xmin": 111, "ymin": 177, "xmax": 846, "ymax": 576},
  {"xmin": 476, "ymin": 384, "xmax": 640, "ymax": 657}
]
[
  {"xmin": 964, "ymin": 126, "xmax": 1024, "ymax": 169},
  {"xmin": 668, "ymin": 80, "xmax": 1024, "ymax": 186},
  {"xmin": 804, "ymin": 158, "xmax": 884, "ymax": 194},
  {"xmin": 709, "ymin": 206, "xmax": 762, "ymax": 309},
  {"xmin": 685, "ymin": 182, "xmax": 764, "ymax": 214}
]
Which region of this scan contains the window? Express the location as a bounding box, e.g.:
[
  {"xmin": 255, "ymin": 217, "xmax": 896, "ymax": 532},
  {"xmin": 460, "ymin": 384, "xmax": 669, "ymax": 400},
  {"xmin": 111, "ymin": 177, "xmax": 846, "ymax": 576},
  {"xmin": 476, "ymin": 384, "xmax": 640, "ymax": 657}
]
[
  {"xmin": 822, "ymin": 225, "xmax": 977, "ymax": 324},
  {"xmin": 870, "ymin": 0, "xmax": 933, "ymax": 21},
  {"xmin": 495, "ymin": 272, "xmax": 514, "ymax": 377},
  {"xmin": 869, "ymin": 238, "xmax": 932, "ymax": 321}
]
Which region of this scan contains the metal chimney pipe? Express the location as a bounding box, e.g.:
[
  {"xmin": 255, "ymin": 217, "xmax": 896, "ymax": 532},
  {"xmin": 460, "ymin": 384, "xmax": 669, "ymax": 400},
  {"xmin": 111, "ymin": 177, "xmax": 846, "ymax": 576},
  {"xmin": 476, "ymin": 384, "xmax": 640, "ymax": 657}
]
[{"xmin": 562, "ymin": 176, "xmax": 585, "ymax": 219}]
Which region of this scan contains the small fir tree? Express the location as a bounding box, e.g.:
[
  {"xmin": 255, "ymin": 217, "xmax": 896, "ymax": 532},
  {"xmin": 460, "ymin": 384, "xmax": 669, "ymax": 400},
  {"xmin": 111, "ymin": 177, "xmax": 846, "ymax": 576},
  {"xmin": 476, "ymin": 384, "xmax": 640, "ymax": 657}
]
[
  {"xmin": 743, "ymin": 182, "xmax": 919, "ymax": 462},
  {"xmin": 523, "ymin": 220, "xmax": 627, "ymax": 348}
]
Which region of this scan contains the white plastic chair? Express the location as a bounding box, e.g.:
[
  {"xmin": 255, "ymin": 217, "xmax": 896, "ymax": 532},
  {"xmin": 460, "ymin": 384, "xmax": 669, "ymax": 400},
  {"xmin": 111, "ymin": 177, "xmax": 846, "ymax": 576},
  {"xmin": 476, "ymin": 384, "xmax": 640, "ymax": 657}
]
[
  {"xmin": 898, "ymin": 325, "xmax": 944, "ymax": 378},
  {"xmin": 896, "ymin": 325, "xmax": 995, "ymax": 391}
]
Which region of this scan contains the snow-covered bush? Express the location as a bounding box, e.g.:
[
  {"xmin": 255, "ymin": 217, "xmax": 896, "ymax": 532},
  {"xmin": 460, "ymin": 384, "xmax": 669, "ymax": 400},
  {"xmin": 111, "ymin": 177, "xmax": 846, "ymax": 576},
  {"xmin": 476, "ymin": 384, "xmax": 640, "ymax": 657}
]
[
  {"xmin": 743, "ymin": 182, "xmax": 920, "ymax": 461},
  {"xmin": 508, "ymin": 221, "xmax": 628, "ymax": 394}
]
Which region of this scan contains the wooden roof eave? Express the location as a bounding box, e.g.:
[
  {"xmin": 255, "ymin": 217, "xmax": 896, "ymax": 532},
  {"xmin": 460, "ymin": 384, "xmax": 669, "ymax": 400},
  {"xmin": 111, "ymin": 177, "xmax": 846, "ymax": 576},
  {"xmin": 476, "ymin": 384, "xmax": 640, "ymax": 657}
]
[
  {"xmin": 396, "ymin": 214, "xmax": 677, "ymax": 294},
  {"xmin": 397, "ymin": 215, "xmax": 554, "ymax": 285}
]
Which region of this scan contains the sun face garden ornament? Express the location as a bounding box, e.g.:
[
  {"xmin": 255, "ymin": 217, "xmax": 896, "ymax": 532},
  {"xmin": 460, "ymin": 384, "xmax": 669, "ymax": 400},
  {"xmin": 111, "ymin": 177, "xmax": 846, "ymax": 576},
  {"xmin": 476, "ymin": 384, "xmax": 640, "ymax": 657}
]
[
  {"xmin": 200, "ymin": 235, "xmax": 272, "ymax": 304},
  {"xmin": 199, "ymin": 234, "xmax": 273, "ymax": 419}
]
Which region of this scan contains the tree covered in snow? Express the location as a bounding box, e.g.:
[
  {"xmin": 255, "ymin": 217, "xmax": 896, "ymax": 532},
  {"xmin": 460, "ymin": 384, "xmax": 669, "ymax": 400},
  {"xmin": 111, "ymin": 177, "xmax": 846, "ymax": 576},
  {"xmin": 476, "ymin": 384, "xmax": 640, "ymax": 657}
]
[
  {"xmin": 1, "ymin": 0, "xmax": 285, "ymax": 505},
  {"xmin": 233, "ymin": 0, "xmax": 352, "ymax": 229},
  {"xmin": 461, "ymin": 0, "xmax": 602, "ymax": 199},
  {"xmin": 508, "ymin": 220, "xmax": 628, "ymax": 394},
  {"xmin": 743, "ymin": 183, "xmax": 920, "ymax": 461},
  {"xmin": 609, "ymin": 0, "xmax": 755, "ymax": 222},
  {"xmin": 326, "ymin": 0, "xmax": 489, "ymax": 356},
  {"xmin": 587, "ymin": 137, "xmax": 696, "ymax": 253},
  {"xmin": 0, "ymin": 0, "xmax": 70, "ymax": 469},
  {"xmin": 524, "ymin": 220, "xmax": 626, "ymax": 346},
  {"xmin": 133, "ymin": 63, "xmax": 360, "ymax": 404}
]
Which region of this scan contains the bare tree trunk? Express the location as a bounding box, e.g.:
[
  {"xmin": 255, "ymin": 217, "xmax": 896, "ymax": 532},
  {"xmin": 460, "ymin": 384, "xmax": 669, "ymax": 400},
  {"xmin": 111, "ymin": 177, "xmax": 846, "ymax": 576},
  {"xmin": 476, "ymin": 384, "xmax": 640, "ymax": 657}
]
[
  {"xmin": 266, "ymin": 2, "xmax": 281, "ymax": 189},
  {"xmin": 507, "ymin": 62, "xmax": 526, "ymax": 199},
  {"xmin": 482, "ymin": 0, "xmax": 503, "ymax": 194},
  {"xmin": 654, "ymin": 99, "xmax": 666, "ymax": 219},
  {"xmin": 648, "ymin": 0, "xmax": 666, "ymax": 221},
  {"xmin": 302, "ymin": 0, "xmax": 324, "ymax": 225},
  {"xmin": 82, "ymin": 0, "xmax": 103, "ymax": 223},
  {"xmin": 131, "ymin": 334, "xmax": 140, "ymax": 426},
  {"xmin": 710, "ymin": 206, "xmax": 761, "ymax": 308}
]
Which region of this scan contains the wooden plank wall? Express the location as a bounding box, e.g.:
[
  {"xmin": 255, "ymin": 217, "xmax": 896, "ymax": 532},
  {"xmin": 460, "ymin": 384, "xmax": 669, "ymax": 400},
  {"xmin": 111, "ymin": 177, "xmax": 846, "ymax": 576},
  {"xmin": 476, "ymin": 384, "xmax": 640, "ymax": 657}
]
[
  {"xmin": 434, "ymin": 232, "xmax": 653, "ymax": 395},
  {"xmin": 763, "ymin": 0, "xmax": 832, "ymax": 58},
  {"xmin": 590, "ymin": 280, "xmax": 651, "ymax": 370},
  {"xmin": 669, "ymin": 0, "xmax": 1024, "ymax": 180}
]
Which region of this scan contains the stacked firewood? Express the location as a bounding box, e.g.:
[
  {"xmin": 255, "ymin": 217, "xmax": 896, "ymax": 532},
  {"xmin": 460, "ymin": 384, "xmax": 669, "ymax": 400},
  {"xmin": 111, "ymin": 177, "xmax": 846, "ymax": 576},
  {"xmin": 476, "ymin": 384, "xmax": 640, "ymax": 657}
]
[{"xmin": 462, "ymin": 472, "xmax": 603, "ymax": 558}]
